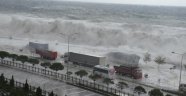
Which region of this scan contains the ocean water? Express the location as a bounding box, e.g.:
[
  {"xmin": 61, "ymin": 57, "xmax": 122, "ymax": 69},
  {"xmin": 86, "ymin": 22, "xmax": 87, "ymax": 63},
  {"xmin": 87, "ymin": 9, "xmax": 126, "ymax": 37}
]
[{"xmin": 0, "ymin": 0, "xmax": 186, "ymax": 55}]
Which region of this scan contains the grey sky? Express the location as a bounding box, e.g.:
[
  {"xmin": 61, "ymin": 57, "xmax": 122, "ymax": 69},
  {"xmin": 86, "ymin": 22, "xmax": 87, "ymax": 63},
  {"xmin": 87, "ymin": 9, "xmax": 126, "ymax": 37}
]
[{"xmin": 62, "ymin": 0, "xmax": 186, "ymax": 6}]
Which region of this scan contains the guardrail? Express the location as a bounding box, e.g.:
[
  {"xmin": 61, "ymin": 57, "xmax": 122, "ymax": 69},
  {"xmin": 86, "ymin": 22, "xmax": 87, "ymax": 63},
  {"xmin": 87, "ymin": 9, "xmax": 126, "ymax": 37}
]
[{"xmin": 0, "ymin": 60, "xmax": 135, "ymax": 96}]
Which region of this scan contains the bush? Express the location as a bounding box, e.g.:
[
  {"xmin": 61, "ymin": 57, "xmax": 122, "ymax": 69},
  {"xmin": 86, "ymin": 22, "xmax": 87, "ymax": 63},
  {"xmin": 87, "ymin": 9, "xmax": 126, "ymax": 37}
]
[
  {"xmin": 103, "ymin": 78, "xmax": 114, "ymax": 86},
  {"xmin": 36, "ymin": 87, "xmax": 42, "ymax": 96},
  {"xmin": 66, "ymin": 71, "xmax": 73, "ymax": 75},
  {"xmin": 75, "ymin": 70, "xmax": 88, "ymax": 79},
  {"xmin": 9, "ymin": 54, "xmax": 18, "ymax": 61},
  {"xmin": 149, "ymin": 89, "xmax": 163, "ymax": 96},
  {"xmin": 41, "ymin": 62, "xmax": 51, "ymax": 68},
  {"xmin": 117, "ymin": 82, "xmax": 128, "ymax": 90},
  {"xmin": 134, "ymin": 86, "xmax": 146, "ymax": 94},
  {"xmin": 28, "ymin": 58, "xmax": 39, "ymax": 66},
  {"xmin": 17, "ymin": 55, "xmax": 28, "ymax": 64},
  {"xmin": 0, "ymin": 51, "xmax": 9, "ymax": 59},
  {"xmin": 50, "ymin": 63, "xmax": 64, "ymax": 71}
]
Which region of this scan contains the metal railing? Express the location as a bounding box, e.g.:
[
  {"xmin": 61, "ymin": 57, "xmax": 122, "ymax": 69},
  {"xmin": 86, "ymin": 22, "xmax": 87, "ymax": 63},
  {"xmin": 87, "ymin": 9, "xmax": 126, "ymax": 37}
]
[
  {"xmin": 0, "ymin": 77, "xmax": 57, "ymax": 96},
  {"xmin": 0, "ymin": 60, "xmax": 135, "ymax": 96}
]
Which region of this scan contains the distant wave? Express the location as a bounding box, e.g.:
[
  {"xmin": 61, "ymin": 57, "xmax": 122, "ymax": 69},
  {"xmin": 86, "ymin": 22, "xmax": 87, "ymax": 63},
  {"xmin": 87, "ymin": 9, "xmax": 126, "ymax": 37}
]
[{"xmin": 0, "ymin": 14, "xmax": 185, "ymax": 54}]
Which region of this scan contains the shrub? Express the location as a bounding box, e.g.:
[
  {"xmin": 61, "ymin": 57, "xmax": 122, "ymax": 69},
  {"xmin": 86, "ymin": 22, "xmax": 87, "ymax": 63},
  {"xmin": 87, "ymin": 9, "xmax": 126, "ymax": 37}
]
[
  {"xmin": 17, "ymin": 55, "xmax": 28, "ymax": 64},
  {"xmin": 134, "ymin": 86, "xmax": 146, "ymax": 94},
  {"xmin": 149, "ymin": 89, "xmax": 163, "ymax": 96},
  {"xmin": 75, "ymin": 70, "xmax": 88, "ymax": 79},
  {"xmin": 41, "ymin": 62, "xmax": 51, "ymax": 68},
  {"xmin": 0, "ymin": 51, "xmax": 9, "ymax": 59},
  {"xmin": 50, "ymin": 63, "xmax": 64, "ymax": 71}
]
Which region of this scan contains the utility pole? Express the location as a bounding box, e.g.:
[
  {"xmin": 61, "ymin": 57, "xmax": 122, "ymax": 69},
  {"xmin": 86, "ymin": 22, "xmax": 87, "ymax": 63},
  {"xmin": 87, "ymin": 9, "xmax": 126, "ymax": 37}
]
[
  {"xmin": 60, "ymin": 33, "xmax": 78, "ymax": 78},
  {"xmin": 172, "ymin": 52, "xmax": 185, "ymax": 87}
]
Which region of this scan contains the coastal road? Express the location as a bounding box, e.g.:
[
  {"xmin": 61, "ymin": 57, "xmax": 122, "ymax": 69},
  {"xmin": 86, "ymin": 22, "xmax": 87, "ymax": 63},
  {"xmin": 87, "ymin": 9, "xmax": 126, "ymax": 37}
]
[{"xmin": 0, "ymin": 66, "xmax": 102, "ymax": 96}]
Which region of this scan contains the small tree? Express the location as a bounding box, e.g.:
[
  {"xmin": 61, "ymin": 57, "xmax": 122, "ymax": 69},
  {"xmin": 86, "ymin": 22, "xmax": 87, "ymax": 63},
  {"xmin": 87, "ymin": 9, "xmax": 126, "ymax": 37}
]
[
  {"xmin": 181, "ymin": 92, "xmax": 186, "ymax": 96},
  {"xmin": 154, "ymin": 56, "xmax": 166, "ymax": 64},
  {"xmin": 89, "ymin": 74, "xmax": 101, "ymax": 87},
  {"xmin": 9, "ymin": 54, "xmax": 18, "ymax": 62},
  {"xmin": 0, "ymin": 73, "xmax": 6, "ymax": 87},
  {"xmin": 50, "ymin": 63, "xmax": 64, "ymax": 72},
  {"xmin": 49, "ymin": 91, "xmax": 54, "ymax": 96},
  {"xmin": 154, "ymin": 56, "xmax": 166, "ymax": 71},
  {"xmin": 36, "ymin": 87, "xmax": 42, "ymax": 96},
  {"xmin": 149, "ymin": 89, "xmax": 163, "ymax": 96},
  {"xmin": 143, "ymin": 52, "xmax": 151, "ymax": 64},
  {"xmin": 41, "ymin": 62, "xmax": 51, "ymax": 74},
  {"xmin": 41, "ymin": 62, "xmax": 51, "ymax": 69},
  {"xmin": 103, "ymin": 78, "xmax": 114, "ymax": 90},
  {"xmin": 75, "ymin": 70, "xmax": 88, "ymax": 79},
  {"xmin": 0, "ymin": 51, "xmax": 9, "ymax": 63},
  {"xmin": 134, "ymin": 86, "xmax": 147, "ymax": 95},
  {"xmin": 23, "ymin": 79, "xmax": 29, "ymax": 93},
  {"xmin": 28, "ymin": 58, "xmax": 39, "ymax": 66},
  {"xmin": 117, "ymin": 82, "xmax": 128, "ymax": 90},
  {"xmin": 66, "ymin": 71, "xmax": 73, "ymax": 76},
  {"xmin": 17, "ymin": 55, "xmax": 28, "ymax": 64},
  {"xmin": 10, "ymin": 75, "xmax": 15, "ymax": 87}
]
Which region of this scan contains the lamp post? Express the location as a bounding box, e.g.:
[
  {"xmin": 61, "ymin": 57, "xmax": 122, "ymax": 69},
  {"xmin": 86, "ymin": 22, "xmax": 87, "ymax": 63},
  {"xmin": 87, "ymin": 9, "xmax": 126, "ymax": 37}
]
[
  {"xmin": 172, "ymin": 52, "xmax": 185, "ymax": 87},
  {"xmin": 60, "ymin": 33, "xmax": 78, "ymax": 76}
]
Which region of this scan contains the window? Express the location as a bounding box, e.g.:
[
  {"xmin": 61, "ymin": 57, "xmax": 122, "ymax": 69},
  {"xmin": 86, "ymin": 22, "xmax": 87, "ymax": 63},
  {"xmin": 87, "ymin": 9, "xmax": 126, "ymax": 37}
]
[{"xmin": 93, "ymin": 67, "xmax": 108, "ymax": 74}]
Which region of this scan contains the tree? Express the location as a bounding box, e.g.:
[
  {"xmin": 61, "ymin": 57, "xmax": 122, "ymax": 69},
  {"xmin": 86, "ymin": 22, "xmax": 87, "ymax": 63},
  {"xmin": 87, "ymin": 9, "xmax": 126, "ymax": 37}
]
[
  {"xmin": 41, "ymin": 62, "xmax": 51, "ymax": 69},
  {"xmin": 154, "ymin": 56, "xmax": 166, "ymax": 65},
  {"xmin": 41, "ymin": 62, "xmax": 51, "ymax": 74},
  {"xmin": 49, "ymin": 63, "xmax": 64, "ymax": 72},
  {"xmin": 10, "ymin": 75, "xmax": 15, "ymax": 87},
  {"xmin": 134, "ymin": 86, "xmax": 146, "ymax": 95},
  {"xmin": 23, "ymin": 79, "xmax": 29, "ymax": 93},
  {"xmin": 17, "ymin": 55, "xmax": 28, "ymax": 64},
  {"xmin": 148, "ymin": 89, "xmax": 163, "ymax": 96},
  {"xmin": 166, "ymin": 94, "xmax": 172, "ymax": 96},
  {"xmin": 36, "ymin": 87, "xmax": 42, "ymax": 96},
  {"xmin": 75, "ymin": 70, "xmax": 88, "ymax": 79},
  {"xmin": 0, "ymin": 73, "xmax": 6, "ymax": 87},
  {"xmin": 28, "ymin": 58, "xmax": 39, "ymax": 66},
  {"xmin": 49, "ymin": 91, "xmax": 54, "ymax": 96},
  {"xmin": 9, "ymin": 54, "xmax": 18, "ymax": 62},
  {"xmin": 181, "ymin": 92, "xmax": 186, "ymax": 96},
  {"xmin": 103, "ymin": 78, "xmax": 114, "ymax": 87},
  {"xmin": 143, "ymin": 52, "xmax": 151, "ymax": 64},
  {"xmin": 154, "ymin": 56, "xmax": 166, "ymax": 72},
  {"xmin": 0, "ymin": 51, "xmax": 9, "ymax": 63},
  {"xmin": 117, "ymin": 82, "xmax": 128, "ymax": 90},
  {"xmin": 154, "ymin": 56, "xmax": 166, "ymax": 85},
  {"xmin": 89, "ymin": 74, "xmax": 101, "ymax": 87},
  {"xmin": 66, "ymin": 71, "xmax": 73, "ymax": 76}
]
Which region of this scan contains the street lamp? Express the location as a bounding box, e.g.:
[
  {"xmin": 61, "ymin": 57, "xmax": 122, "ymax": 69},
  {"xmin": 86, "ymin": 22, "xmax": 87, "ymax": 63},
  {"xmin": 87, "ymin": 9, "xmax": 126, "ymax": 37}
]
[
  {"xmin": 60, "ymin": 33, "xmax": 78, "ymax": 76},
  {"xmin": 172, "ymin": 52, "xmax": 185, "ymax": 87}
]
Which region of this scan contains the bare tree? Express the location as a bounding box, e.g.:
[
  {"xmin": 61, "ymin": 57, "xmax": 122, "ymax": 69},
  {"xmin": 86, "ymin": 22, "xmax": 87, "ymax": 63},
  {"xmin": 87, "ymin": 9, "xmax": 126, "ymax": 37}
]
[
  {"xmin": 154, "ymin": 55, "xmax": 166, "ymax": 86},
  {"xmin": 154, "ymin": 56, "xmax": 166, "ymax": 70}
]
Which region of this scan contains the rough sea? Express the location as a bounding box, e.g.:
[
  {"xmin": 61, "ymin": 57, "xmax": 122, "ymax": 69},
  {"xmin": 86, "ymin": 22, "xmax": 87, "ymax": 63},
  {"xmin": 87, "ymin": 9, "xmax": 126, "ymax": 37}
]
[{"xmin": 0, "ymin": 0, "xmax": 186, "ymax": 55}]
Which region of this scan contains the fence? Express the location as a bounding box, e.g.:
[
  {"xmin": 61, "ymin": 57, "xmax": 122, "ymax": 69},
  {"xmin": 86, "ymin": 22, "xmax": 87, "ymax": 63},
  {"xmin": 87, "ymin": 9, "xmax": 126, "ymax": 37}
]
[
  {"xmin": 0, "ymin": 60, "xmax": 135, "ymax": 96},
  {"xmin": 0, "ymin": 77, "xmax": 57, "ymax": 96}
]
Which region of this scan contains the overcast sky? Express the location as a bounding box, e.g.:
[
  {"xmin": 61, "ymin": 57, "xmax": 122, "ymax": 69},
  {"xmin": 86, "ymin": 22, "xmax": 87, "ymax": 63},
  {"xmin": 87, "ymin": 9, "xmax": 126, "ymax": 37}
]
[{"xmin": 62, "ymin": 0, "xmax": 186, "ymax": 6}]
